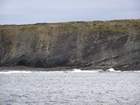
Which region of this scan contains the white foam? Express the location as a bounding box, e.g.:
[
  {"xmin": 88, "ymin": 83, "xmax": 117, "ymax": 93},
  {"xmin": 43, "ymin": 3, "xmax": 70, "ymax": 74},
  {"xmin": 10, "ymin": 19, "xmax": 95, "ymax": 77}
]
[
  {"xmin": 107, "ymin": 68, "xmax": 121, "ymax": 72},
  {"xmin": 0, "ymin": 71, "xmax": 32, "ymax": 74},
  {"xmin": 72, "ymin": 68, "xmax": 82, "ymax": 72},
  {"xmin": 71, "ymin": 68, "xmax": 103, "ymax": 73},
  {"xmin": 107, "ymin": 68, "xmax": 115, "ymax": 72}
]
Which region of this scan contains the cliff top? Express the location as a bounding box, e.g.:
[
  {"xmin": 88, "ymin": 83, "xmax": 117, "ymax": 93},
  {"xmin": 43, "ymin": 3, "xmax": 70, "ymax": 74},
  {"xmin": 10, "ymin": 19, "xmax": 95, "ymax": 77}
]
[{"xmin": 0, "ymin": 19, "xmax": 140, "ymax": 35}]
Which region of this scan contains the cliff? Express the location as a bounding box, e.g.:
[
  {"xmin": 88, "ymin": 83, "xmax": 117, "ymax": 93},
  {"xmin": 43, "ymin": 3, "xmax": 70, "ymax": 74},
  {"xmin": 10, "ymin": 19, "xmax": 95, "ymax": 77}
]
[{"xmin": 0, "ymin": 19, "xmax": 140, "ymax": 70}]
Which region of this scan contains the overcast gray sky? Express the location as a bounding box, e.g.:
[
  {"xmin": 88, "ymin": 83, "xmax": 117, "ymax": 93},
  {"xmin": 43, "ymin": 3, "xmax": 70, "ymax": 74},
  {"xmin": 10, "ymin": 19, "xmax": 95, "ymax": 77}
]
[{"xmin": 0, "ymin": 0, "xmax": 140, "ymax": 24}]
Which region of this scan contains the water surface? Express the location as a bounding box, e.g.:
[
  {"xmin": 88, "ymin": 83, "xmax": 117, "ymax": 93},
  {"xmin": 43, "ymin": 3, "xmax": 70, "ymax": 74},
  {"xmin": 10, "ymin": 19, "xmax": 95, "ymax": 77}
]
[{"xmin": 0, "ymin": 70, "xmax": 140, "ymax": 105}]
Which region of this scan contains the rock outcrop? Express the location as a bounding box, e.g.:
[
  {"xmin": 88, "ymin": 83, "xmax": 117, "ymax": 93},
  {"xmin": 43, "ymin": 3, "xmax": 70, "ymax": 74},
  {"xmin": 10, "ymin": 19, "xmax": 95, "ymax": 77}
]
[{"xmin": 0, "ymin": 19, "xmax": 140, "ymax": 70}]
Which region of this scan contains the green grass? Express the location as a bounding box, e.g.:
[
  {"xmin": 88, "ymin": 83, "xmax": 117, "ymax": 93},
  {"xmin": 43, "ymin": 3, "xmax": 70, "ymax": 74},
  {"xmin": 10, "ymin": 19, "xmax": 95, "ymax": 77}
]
[
  {"xmin": 20, "ymin": 26, "xmax": 37, "ymax": 31},
  {"xmin": 85, "ymin": 20, "xmax": 140, "ymax": 34},
  {"xmin": 59, "ymin": 25, "xmax": 77, "ymax": 31}
]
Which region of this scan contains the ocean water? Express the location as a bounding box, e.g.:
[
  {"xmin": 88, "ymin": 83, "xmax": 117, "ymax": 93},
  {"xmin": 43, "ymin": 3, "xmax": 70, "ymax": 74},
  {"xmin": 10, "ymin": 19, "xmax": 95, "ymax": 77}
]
[{"xmin": 0, "ymin": 69, "xmax": 140, "ymax": 105}]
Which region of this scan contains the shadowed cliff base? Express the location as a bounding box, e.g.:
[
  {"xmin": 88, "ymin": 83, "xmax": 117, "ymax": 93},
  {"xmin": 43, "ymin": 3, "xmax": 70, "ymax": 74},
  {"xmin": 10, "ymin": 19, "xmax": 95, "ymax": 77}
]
[{"xmin": 0, "ymin": 19, "xmax": 140, "ymax": 71}]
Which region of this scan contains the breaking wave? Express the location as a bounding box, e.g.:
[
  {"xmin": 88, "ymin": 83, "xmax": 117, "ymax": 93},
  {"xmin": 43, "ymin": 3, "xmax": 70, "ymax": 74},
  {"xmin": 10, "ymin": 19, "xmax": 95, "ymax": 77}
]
[
  {"xmin": 71, "ymin": 68, "xmax": 104, "ymax": 73},
  {"xmin": 71, "ymin": 68, "xmax": 122, "ymax": 73},
  {"xmin": 0, "ymin": 68, "xmax": 140, "ymax": 74},
  {"xmin": 106, "ymin": 68, "xmax": 121, "ymax": 72}
]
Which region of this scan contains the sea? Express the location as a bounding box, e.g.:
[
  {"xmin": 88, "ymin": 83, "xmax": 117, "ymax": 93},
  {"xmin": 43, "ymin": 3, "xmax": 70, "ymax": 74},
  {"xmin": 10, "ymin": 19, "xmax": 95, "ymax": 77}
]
[{"xmin": 0, "ymin": 69, "xmax": 140, "ymax": 105}]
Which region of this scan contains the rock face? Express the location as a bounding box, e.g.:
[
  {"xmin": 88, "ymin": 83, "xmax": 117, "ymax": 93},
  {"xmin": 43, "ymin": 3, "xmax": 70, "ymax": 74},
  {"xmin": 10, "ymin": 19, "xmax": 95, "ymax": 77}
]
[{"xmin": 0, "ymin": 20, "xmax": 140, "ymax": 70}]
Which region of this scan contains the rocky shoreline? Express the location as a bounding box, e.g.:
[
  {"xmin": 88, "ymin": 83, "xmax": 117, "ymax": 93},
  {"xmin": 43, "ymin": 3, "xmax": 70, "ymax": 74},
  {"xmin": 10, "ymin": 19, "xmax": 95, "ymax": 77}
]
[
  {"xmin": 0, "ymin": 66, "xmax": 139, "ymax": 72},
  {"xmin": 0, "ymin": 66, "xmax": 71, "ymax": 71}
]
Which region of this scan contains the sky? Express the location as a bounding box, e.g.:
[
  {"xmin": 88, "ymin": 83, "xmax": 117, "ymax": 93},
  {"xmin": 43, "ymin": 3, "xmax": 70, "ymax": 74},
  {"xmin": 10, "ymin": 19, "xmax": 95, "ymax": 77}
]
[{"xmin": 0, "ymin": 0, "xmax": 140, "ymax": 24}]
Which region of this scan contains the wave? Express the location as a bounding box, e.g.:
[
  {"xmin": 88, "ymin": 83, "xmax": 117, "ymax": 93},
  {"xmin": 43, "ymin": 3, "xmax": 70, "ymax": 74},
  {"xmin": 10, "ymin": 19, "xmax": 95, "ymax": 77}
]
[
  {"xmin": 0, "ymin": 69, "xmax": 139, "ymax": 74},
  {"xmin": 133, "ymin": 71, "xmax": 140, "ymax": 72},
  {"xmin": 71, "ymin": 68, "xmax": 104, "ymax": 73},
  {"xmin": 106, "ymin": 68, "xmax": 121, "ymax": 72},
  {"xmin": 71, "ymin": 68, "xmax": 123, "ymax": 73},
  {"xmin": 0, "ymin": 70, "xmax": 32, "ymax": 74}
]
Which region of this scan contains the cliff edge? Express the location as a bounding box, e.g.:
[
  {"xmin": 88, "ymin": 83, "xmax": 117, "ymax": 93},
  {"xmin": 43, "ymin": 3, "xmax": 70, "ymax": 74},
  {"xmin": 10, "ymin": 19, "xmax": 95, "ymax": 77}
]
[{"xmin": 0, "ymin": 19, "xmax": 140, "ymax": 70}]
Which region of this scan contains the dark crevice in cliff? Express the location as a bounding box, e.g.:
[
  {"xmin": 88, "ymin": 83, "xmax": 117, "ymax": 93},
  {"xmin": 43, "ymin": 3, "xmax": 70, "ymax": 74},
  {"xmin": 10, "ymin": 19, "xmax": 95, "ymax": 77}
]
[{"xmin": 17, "ymin": 60, "xmax": 27, "ymax": 66}]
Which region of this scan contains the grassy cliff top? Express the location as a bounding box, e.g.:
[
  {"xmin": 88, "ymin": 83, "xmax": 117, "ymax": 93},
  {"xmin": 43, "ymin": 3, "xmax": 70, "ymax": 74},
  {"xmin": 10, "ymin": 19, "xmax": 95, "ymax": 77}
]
[{"xmin": 0, "ymin": 19, "xmax": 140, "ymax": 35}]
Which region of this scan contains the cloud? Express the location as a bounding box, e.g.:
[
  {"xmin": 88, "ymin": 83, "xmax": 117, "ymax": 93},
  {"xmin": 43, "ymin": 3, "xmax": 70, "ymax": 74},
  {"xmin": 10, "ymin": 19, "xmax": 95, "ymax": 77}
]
[{"xmin": 0, "ymin": 0, "xmax": 139, "ymax": 24}]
